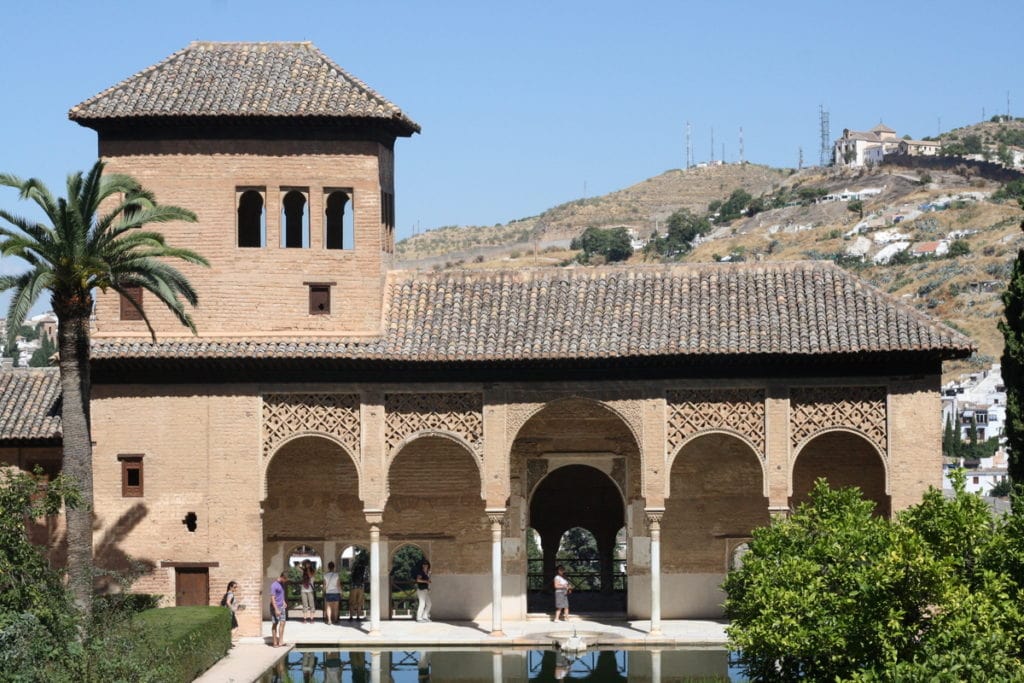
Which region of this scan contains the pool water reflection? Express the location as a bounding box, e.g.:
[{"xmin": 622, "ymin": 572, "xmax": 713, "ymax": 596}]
[{"xmin": 258, "ymin": 648, "xmax": 748, "ymax": 682}]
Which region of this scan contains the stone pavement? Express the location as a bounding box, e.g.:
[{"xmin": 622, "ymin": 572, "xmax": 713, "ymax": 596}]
[{"xmin": 193, "ymin": 617, "xmax": 729, "ymax": 682}]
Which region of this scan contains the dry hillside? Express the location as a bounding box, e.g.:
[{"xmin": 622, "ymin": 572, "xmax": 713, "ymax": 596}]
[{"xmin": 396, "ymin": 164, "xmax": 789, "ymax": 261}]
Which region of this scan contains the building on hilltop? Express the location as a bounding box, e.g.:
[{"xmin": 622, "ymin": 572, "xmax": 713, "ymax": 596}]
[
  {"xmin": 834, "ymin": 123, "xmax": 942, "ymax": 169},
  {"xmin": 834, "ymin": 123, "xmax": 900, "ymax": 167},
  {"xmin": 0, "ymin": 42, "xmax": 974, "ymax": 637}
]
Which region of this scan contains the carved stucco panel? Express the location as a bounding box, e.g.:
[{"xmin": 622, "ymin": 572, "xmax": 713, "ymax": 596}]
[
  {"xmin": 505, "ymin": 401, "xmax": 544, "ymax": 443},
  {"xmin": 790, "ymin": 386, "xmax": 887, "ymax": 455},
  {"xmin": 262, "ymin": 393, "xmax": 360, "ymax": 459},
  {"xmin": 666, "ymin": 388, "xmax": 766, "ymax": 457},
  {"xmin": 525, "ymin": 459, "xmax": 549, "ymax": 501},
  {"xmin": 384, "ymin": 392, "xmax": 484, "ymax": 458}
]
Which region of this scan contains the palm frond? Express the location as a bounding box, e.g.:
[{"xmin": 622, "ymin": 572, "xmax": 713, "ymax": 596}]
[
  {"xmin": 110, "ymin": 282, "xmax": 157, "ymax": 340},
  {"xmin": 2, "ymin": 161, "xmax": 207, "ymax": 343},
  {"xmin": 4, "ymin": 269, "xmax": 53, "ymax": 349}
]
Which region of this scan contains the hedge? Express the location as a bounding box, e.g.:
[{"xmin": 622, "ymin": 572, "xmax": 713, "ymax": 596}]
[{"xmin": 134, "ymin": 606, "xmax": 232, "ymax": 682}]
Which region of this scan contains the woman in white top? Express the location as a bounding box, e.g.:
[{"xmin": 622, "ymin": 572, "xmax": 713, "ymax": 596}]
[
  {"xmin": 553, "ymin": 565, "xmax": 571, "ymax": 621},
  {"xmin": 323, "ymin": 561, "xmax": 341, "ymax": 624}
]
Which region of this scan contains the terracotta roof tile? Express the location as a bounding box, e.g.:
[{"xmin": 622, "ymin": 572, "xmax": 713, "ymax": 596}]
[
  {"xmin": 68, "ymin": 41, "xmax": 420, "ymax": 135},
  {"xmin": 0, "ymin": 368, "xmax": 61, "ymax": 442},
  {"xmin": 91, "ymin": 262, "xmax": 974, "ymax": 362}
]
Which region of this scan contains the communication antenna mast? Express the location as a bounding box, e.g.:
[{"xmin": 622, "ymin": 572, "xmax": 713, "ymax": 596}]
[
  {"xmin": 721, "ymin": 143, "xmax": 725, "ymax": 164},
  {"xmin": 818, "ymin": 104, "xmax": 831, "ymax": 167},
  {"xmin": 710, "ymin": 127, "xmax": 715, "ymax": 163},
  {"xmin": 686, "ymin": 121, "xmax": 693, "ymax": 169},
  {"xmin": 739, "ymin": 126, "xmax": 744, "ymax": 164},
  {"xmin": 798, "ymin": 146, "xmax": 804, "ymax": 170},
  {"xmin": 1009, "ymin": 91, "xmax": 1012, "ymax": 118}
]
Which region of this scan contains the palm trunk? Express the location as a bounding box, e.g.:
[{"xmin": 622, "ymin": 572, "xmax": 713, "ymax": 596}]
[{"xmin": 57, "ymin": 311, "xmax": 94, "ymax": 620}]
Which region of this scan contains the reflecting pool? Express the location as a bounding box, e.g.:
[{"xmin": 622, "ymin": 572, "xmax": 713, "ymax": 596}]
[{"xmin": 257, "ymin": 648, "xmax": 747, "ymax": 682}]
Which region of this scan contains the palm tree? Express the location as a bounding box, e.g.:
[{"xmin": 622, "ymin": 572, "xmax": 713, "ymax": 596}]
[{"xmin": 0, "ymin": 160, "xmax": 207, "ymax": 617}]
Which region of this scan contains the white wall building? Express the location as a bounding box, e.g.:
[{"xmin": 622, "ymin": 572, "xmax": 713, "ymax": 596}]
[
  {"xmin": 834, "ymin": 124, "xmax": 901, "ymax": 167},
  {"xmin": 941, "ymin": 364, "xmax": 1009, "ymax": 496}
]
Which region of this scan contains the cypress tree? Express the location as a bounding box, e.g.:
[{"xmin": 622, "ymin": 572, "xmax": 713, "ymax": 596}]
[
  {"xmin": 942, "ymin": 414, "xmax": 959, "ymax": 459},
  {"xmin": 999, "ymin": 200, "xmax": 1024, "ymax": 484}
]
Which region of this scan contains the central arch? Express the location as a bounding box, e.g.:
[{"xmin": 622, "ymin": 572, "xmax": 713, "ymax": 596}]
[{"xmin": 511, "ymin": 397, "xmax": 641, "ymax": 617}]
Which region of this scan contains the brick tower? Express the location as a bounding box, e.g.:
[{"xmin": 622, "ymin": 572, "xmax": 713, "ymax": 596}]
[{"xmin": 70, "ymin": 41, "xmax": 419, "ymax": 338}]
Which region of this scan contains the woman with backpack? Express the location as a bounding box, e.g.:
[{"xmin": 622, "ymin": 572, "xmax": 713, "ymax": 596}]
[{"xmin": 220, "ymin": 581, "xmax": 240, "ymax": 640}]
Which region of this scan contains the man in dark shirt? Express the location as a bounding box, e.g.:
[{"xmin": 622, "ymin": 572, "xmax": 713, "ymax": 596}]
[
  {"xmin": 414, "ymin": 560, "xmax": 432, "ymax": 622},
  {"xmin": 349, "ymin": 554, "xmax": 367, "ymax": 621}
]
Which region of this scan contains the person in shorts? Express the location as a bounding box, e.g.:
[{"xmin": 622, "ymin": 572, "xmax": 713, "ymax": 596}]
[
  {"xmin": 348, "ymin": 554, "xmax": 367, "ymax": 621},
  {"xmin": 270, "ymin": 572, "xmax": 288, "ymax": 646},
  {"xmin": 323, "ymin": 561, "xmax": 341, "ymax": 624}
]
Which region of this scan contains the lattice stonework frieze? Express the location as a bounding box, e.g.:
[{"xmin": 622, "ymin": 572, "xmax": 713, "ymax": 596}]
[
  {"xmin": 262, "ymin": 393, "xmax": 360, "ymax": 458},
  {"xmin": 790, "ymin": 386, "xmax": 887, "ymax": 454},
  {"xmin": 385, "ymin": 392, "xmax": 484, "ymax": 457},
  {"xmin": 666, "ymin": 389, "xmax": 766, "ymax": 457}
]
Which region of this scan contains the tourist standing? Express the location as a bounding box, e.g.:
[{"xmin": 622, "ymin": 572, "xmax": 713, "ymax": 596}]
[
  {"xmin": 323, "ymin": 561, "xmax": 341, "ymax": 624},
  {"xmin": 415, "ymin": 560, "xmax": 432, "ymax": 622},
  {"xmin": 220, "ymin": 580, "xmax": 240, "ymax": 641},
  {"xmin": 270, "ymin": 572, "xmax": 288, "ymax": 646},
  {"xmin": 300, "ymin": 561, "xmax": 316, "ymax": 623},
  {"xmin": 348, "ymin": 553, "xmax": 367, "ymax": 621},
  {"xmin": 553, "ymin": 565, "xmax": 571, "ymax": 621}
]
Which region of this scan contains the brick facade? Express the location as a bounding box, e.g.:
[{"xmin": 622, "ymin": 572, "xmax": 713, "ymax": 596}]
[{"xmin": 85, "ymin": 375, "xmax": 941, "ymax": 630}]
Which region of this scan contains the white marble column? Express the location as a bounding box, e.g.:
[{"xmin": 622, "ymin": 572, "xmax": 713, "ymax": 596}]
[
  {"xmin": 646, "ymin": 508, "xmax": 665, "ymax": 636},
  {"xmin": 651, "ymin": 648, "xmax": 662, "ymax": 683},
  {"xmin": 370, "ymin": 650, "xmax": 382, "ymax": 683},
  {"xmin": 367, "ymin": 511, "xmax": 383, "ymax": 636},
  {"xmin": 492, "ymin": 651, "xmax": 503, "ymax": 681},
  {"xmin": 487, "ymin": 508, "xmax": 506, "ymax": 636}
]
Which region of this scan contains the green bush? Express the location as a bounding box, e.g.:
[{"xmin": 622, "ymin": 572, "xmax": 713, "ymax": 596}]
[{"xmin": 725, "ymin": 473, "xmax": 1024, "ymax": 681}]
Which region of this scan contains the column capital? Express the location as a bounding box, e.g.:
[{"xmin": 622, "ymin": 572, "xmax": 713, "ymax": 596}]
[
  {"xmin": 485, "ymin": 508, "xmax": 507, "ymax": 526},
  {"xmin": 644, "ymin": 507, "xmax": 666, "ymax": 527},
  {"xmin": 364, "ymin": 508, "xmax": 384, "ymax": 527},
  {"xmin": 768, "ymin": 505, "xmax": 791, "ymax": 520}
]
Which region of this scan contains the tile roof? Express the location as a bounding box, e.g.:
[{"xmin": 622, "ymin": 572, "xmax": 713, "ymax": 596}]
[
  {"xmin": 68, "ymin": 42, "xmax": 420, "ymax": 135},
  {"xmin": 91, "ymin": 262, "xmax": 974, "ymax": 363},
  {"xmin": 0, "ymin": 369, "xmax": 61, "ymax": 442}
]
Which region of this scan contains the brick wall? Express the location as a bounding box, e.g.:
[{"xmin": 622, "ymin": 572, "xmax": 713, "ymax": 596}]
[
  {"xmin": 94, "ymin": 138, "xmax": 390, "ymax": 336},
  {"xmin": 663, "ymin": 433, "xmax": 769, "ymax": 572}
]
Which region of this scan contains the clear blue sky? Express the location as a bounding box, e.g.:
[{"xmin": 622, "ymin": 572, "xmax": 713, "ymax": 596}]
[{"xmin": 0, "ymin": 0, "xmax": 1020, "ymax": 248}]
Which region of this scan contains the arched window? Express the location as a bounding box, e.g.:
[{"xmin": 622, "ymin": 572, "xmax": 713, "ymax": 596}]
[
  {"xmin": 237, "ymin": 189, "xmax": 265, "ymax": 247},
  {"xmin": 281, "ymin": 189, "xmax": 308, "ymax": 248},
  {"xmin": 325, "ymin": 190, "xmax": 354, "ymax": 250}
]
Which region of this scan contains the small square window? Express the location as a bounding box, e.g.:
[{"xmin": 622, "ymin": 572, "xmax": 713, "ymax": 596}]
[
  {"xmin": 120, "ymin": 286, "xmax": 144, "ymax": 321},
  {"xmin": 308, "ymin": 284, "xmax": 332, "ymax": 315},
  {"xmin": 118, "ymin": 454, "xmax": 144, "ymax": 497}
]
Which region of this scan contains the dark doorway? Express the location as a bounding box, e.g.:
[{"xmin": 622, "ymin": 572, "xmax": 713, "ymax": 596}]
[
  {"xmin": 528, "ymin": 464, "xmax": 625, "ymax": 614},
  {"xmin": 175, "ymin": 567, "xmax": 209, "ymax": 606}
]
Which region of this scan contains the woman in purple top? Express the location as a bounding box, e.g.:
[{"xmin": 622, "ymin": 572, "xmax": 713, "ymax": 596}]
[{"xmin": 270, "ymin": 572, "xmax": 288, "ymax": 647}]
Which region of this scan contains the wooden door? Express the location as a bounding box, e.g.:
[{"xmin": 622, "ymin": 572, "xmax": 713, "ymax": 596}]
[{"xmin": 175, "ymin": 568, "xmax": 209, "ymax": 606}]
